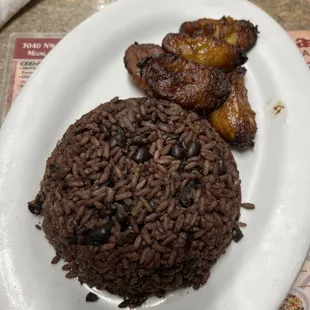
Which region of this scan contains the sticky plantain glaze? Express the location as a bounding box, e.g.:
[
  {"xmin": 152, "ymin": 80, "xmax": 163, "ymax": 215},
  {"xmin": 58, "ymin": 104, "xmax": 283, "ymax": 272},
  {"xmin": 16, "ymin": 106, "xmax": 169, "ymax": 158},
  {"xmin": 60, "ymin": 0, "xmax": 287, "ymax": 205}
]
[
  {"xmin": 162, "ymin": 33, "xmax": 247, "ymax": 72},
  {"xmin": 208, "ymin": 67, "xmax": 257, "ymax": 148},
  {"xmin": 124, "ymin": 42, "xmax": 165, "ymax": 94},
  {"xmin": 139, "ymin": 53, "xmax": 230, "ymax": 111},
  {"xmin": 180, "ymin": 16, "xmax": 259, "ymax": 52}
]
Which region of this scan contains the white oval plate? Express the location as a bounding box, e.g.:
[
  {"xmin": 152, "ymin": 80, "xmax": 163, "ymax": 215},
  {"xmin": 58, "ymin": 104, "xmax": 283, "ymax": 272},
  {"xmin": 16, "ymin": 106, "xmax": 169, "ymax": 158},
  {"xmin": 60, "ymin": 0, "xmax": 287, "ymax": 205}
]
[{"xmin": 1, "ymin": 0, "xmax": 310, "ymax": 309}]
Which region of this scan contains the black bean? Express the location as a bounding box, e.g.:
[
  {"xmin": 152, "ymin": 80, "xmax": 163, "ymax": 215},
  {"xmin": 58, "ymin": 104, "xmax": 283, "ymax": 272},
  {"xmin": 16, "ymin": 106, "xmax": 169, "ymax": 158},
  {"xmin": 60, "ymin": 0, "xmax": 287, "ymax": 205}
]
[
  {"xmin": 99, "ymin": 203, "xmax": 117, "ymax": 218},
  {"xmin": 100, "ymin": 124, "xmax": 111, "ymax": 140},
  {"xmin": 131, "ymin": 135, "xmax": 147, "ymax": 146},
  {"xmin": 118, "ymin": 297, "xmax": 147, "ymax": 308},
  {"xmin": 179, "ymin": 186, "xmax": 193, "ymax": 207},
  {"xmin": 218, "ymin": 160, "xmax": 227, "ymax": 176},
  {"xmin": 187, "ymin": 179, "xmax": 200, "ymax": 189},
  {"xmin": 170, "ymin": 143, "xmax": 185, "ymax": 160},
  {"xmin": 123, "ymin": 229, "xmax": 138, "ymax": 244},
  {"xmin": 133, "ymin": 146, "xmax": 151, "ymax": 163},
  {"xmin": 186, "ymin": 141, "xmax": 201, "ymax": 158},
  {"xmin": 116, "ymin": 204, "xmax": 129, "ymax": 224},
  {"xmin": 49, "ymin": 164, "xmax": 57, "ymax": 173},
  {"xmin": 109, "ymin": 132, "xmax": 126, "ymax": 148},
  {"xmin": 67, "ymin": 235, "xmax": 78, "ymax": 245},
  {"xmin": 232, "ymin": 225, "xmax": 244, "ymax": 242},
  {"xmin": 28, "ymin": 195, "xmax": 43, "ymax": 215},
  {"xmin": 186, "ymin": 258, "xmax": 198, "ymax": 268},
  {"xmin": 184, "ymin": 233, "xmax": 193, "ymax": 250},
  {"xmin": 68, "ymin": 218, "xmax": 78, "ymax": 230},
  {"xmin": 105, "ymin": 178, "xmax": 115, "ymax": 188},
  {"xmin": 84, "ymin": 225, "xmax": 112, "ymax": 245},
  {"xmin": 35, "ymin": 224, "xmax": 42, "ymax": 230},
  {"xmin": 150, "ymin": 199, "xmax": 156, "ymax": 209},
  {"xmin": 86, "ymin": 292, "xmax": 99, "ymax": 302},
  {"xmin": 61, "ymin": 181, "xmax": 68, "ymax": 190}
]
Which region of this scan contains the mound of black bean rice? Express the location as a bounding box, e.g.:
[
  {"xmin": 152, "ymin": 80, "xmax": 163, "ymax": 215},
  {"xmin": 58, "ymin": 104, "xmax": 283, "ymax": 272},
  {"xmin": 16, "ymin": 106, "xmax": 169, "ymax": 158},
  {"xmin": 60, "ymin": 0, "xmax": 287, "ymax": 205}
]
[{"xmin": 29, "ymin": 97, "xmax": 242, "ymax": 308}]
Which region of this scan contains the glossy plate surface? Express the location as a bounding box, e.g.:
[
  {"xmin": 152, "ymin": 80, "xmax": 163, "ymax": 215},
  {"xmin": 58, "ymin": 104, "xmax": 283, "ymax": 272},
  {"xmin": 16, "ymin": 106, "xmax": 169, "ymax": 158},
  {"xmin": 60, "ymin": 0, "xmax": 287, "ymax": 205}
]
[{"xmin": 1, "ymin": 0, "xmax": 310, "ymax": 309}]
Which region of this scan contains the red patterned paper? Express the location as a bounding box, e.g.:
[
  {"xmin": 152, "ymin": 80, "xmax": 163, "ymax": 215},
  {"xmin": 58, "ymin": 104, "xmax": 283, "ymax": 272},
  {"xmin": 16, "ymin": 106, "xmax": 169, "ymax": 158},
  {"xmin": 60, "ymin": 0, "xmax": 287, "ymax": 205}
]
[{"xmin": 5, "ymin": 37, "xmax": 61, "ymax": 115}]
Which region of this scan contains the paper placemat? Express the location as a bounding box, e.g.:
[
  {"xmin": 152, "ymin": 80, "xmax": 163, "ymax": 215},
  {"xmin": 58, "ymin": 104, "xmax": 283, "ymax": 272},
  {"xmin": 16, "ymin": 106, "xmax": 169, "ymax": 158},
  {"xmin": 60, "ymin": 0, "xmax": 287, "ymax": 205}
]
[
  {"xmin": 1, "ymin": 32, "xmax": 310, "ymax": 310},
  {"xmin": 0, "ymin": 34, "xmax": 63, "ymax": 123}
]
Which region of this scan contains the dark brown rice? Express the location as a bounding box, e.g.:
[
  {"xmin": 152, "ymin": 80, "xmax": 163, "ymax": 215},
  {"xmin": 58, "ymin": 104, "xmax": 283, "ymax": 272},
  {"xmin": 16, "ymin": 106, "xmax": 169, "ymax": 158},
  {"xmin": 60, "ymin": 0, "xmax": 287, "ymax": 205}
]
[{"xmin": 30, "ymin": 97, "xmax": 243, "ymax": 306}]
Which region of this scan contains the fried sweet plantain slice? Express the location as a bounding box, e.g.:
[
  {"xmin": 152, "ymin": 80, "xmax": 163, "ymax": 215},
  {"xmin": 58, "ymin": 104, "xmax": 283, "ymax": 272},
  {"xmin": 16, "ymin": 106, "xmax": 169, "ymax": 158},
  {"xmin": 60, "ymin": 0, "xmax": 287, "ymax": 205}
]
[
  {"xmin": 180, "ymin": 16, "xmax": 259, "ymax": 52},
  {"xmin": 208, "ymin": 67, "xmax": 257, "ymax": 148},
  {"xmin": 124, "ymin": 43, "xmax": 164, "ymax": 93},
  {"xmin": 162, "ymin": 33, "xmax": 247, "ymax": 72},
  {"xmin": 139, "ymin": 54, "xmax": 230, "ymax": 111}
]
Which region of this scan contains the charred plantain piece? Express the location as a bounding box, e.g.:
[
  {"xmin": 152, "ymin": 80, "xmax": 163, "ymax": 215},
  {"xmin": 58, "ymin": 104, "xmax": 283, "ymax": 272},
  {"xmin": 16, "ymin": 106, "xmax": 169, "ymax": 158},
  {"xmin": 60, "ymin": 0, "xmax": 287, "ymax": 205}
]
[
  {"xmin": 124, "ymin": 43, "xmax": 165, "ymax": 94},
  {"xmin": 208, "ymin": 67, "xmax": 257, "ymax": 149},
  {"xmin": 162, "ymin": 33, "xmax": 247, "ymax": 72},
  {"xmin": 180, "ymin": 16, "xmax": 259, "ymax": 52},
  {"xmin": 139, "ymin": 54, "xmax": 230, "ymax": 111}
]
